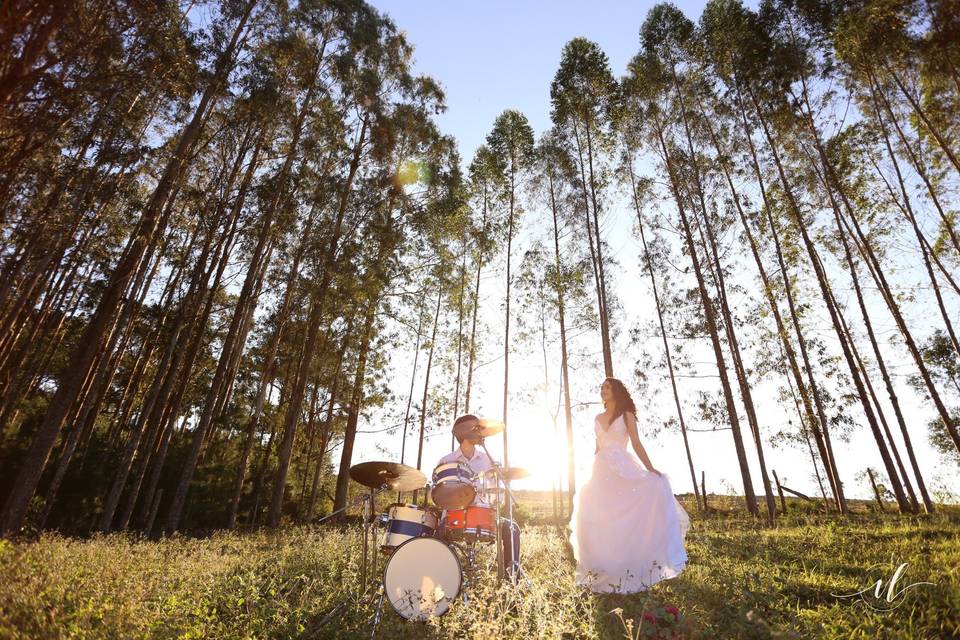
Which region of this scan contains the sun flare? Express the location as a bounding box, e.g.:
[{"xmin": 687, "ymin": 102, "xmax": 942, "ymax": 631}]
[{"xmin": 497, "ymin": 404, "xmax": 570, "ymax": 492}]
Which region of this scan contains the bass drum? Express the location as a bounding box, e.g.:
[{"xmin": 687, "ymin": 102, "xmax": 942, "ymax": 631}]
[{"xmin": 383, "ymin": 536, "xmax": 462, "ymax": 621}]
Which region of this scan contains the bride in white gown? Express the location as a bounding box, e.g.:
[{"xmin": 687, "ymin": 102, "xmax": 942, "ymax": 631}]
[{"xmin": 570, "ymin": 377, "xmax": 690, "ymax": 593}]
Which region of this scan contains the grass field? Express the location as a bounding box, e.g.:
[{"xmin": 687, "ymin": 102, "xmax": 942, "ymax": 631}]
[{"xmin": 0, "ymin": 493, "xmax": 958, "ymax": 639}]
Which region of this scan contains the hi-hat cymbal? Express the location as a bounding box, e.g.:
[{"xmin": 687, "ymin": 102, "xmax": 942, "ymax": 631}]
[
  {"xmin": 349, "ymin": 461, "xmax": 427, "ymax": 492},
  {"xmin": 484, "ymin": 466, "xmax": 530, "ymax": 481}
]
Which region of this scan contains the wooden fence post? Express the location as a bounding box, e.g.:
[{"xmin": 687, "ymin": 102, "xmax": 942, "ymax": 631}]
[
  {"xmin": 701, "ymin": 470, "xmax": 708, "ymax": 512},
  {"xmin": 867, "ymin": 468, "xmax": 885, "ymax": 512},
  {"xmin": 773, "ymin": 469, "xmax": 788, "ymax": 513}
]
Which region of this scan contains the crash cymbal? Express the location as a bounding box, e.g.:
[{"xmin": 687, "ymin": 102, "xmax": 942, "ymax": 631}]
[
  {"xmin": 475, "ymin": 418, "xmax": 505, "ymax": 436},
  {"xmin": 453, "ymin": 416, "xmax": 505, "ymax": 440},
  {"xmin": 349, "ymin": 461, "xmax": 427, "ymax": 492}
]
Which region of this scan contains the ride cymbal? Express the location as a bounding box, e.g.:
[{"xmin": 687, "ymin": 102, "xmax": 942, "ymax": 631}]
[{"xmin": 349, "ymin": 461, "xmax": 427, "ymax": 492}]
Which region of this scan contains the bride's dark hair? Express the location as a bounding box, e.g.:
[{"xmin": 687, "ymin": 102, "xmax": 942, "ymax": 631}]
[{"xmin": 604, "ymin": 377, "xmax": 637, "ymax": 421}]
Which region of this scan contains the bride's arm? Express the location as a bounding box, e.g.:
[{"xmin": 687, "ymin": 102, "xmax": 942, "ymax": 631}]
[
  {"xmin": 594, "ymin": 415, "xmax": 600, "ymax": 454},
  {"xmin": 625, "ymin": 412, "xmax": 661, "ymax": 475}
]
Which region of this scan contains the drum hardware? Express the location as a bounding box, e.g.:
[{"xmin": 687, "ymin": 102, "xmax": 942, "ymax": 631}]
[
  {"xmin": 348, "ymin": 461, "xmax": 427, "ymax": 600},
  {"xmin": 477, "ymin": 438, "xmax": 526, "ymax": 585},
  {"xmin": 314, "ymin": 461, "xmax": 428, "ymax": 637}
]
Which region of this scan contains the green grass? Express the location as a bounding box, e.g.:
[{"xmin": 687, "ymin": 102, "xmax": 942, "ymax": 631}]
[{"xmin": 0, "ymin": 494, "xmax": 957, "ymax": 639}]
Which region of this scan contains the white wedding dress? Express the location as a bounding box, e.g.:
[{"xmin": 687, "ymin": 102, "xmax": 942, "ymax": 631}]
[{"xmin": 570, "ymin": 414, "xmax": 690, "ymax": 593}]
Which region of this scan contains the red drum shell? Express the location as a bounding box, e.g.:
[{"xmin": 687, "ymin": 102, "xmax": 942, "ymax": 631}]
[{"xmin": 444, "ymin": 505, "xmax": 496, "ymax": 541}]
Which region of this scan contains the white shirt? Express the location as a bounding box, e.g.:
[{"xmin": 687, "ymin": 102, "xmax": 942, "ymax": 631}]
[{"xmin": 437, "ymin": 445, "xmax": 496, "ymax": 506}]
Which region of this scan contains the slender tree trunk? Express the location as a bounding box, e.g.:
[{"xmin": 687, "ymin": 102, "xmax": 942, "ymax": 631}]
[
  {"xmin": 783, "ymin": 362, "xmax": 831, "ymax": 510},
  {"xmin": 332, "ymin": 298, "xmax": 379, "ymax": 513},
  {"xmin": 297, "ymin": 385, "xmax": 322, "ymax": 518},
  {"xmin": 583, "ymin": 121, "xmax": 614, "ymax": 376},
  {"xmin": 463, "ymin": 189, "xmax": 488, "ymax": 414},
  {"xmin": 502, "ymin": 168, "xmax": 515, "ymax": 469},
  {"xmin": 746, "ymin": 84, "xmax": 911, "ymax": 512},
  {"xmin": 307, "ymin": 330, "xmax": 350, "ymax": 520},
  {"xmin": 732, "ymin": 82, "xmax": 847, "ymax": 513},
  {"xmin": 570, "ymin": 121, "xmax": 612, "ymax": 377},
  {"xmin": 547, "ymin": 170, "xmax": 579, "ymax": 516},
  {"xmin": 415, "ymin": 286, "xmax": 443, "ymax": 485},
  {"xmin": 624, "ymin": 157, "xmax": 700, "ymax": 512},
  {"xmin": 450, "ymin": 236, "xmax": 468, "ymax": 451},
  {"xmin": 654, "ymin": 121, "xmax": 758, "ymax": 516},
  {"xmin": 399, "ymin": 292, "xmax": 426, "ymax": 466}
]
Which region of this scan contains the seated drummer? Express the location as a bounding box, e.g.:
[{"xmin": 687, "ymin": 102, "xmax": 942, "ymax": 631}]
[{"xmin": 437, "ymin": 414, "xmax": 495, "ymax": 504}]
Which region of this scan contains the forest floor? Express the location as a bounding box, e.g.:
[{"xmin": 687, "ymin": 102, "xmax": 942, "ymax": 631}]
[{"xmin": 0, "ymin": 493, "xmax": 958, "ymax": 639}]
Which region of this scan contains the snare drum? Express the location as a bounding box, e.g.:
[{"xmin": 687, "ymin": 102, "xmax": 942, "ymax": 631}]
[
  {"xmin": 381, "ymin": 504, "xmax": 438, "ymax": 553},
  {"xmin": 443, "ymin": 505, "xmax": 496, "ymax": 542},
  {"xmin": 431, "ymin": 462, "xmax": 476, "ymax": 510}
]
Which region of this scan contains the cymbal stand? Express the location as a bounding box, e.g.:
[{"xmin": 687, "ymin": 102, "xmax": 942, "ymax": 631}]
[
  {"xmin": 501, "ymin": 476, "xmax": 527, "ymax": 580},
  {"xmin": 368, "ymin": 584, "xmax": 385, "ymax": 639},
  {"xmin": 313, "ymin": 483, "xmax": 391, "ymax": 633},
  {"xmin": 360, "ymin": 484, "xmax": 393, "ymax": 597},
  {"xmin": 478, "ymin": 440, "xmax": 517, "ymax": 584}
]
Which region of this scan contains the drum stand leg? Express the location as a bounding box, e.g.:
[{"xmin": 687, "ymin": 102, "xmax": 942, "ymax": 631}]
[
  {"xmin": 492, "ymin": 471, "xmax": 503, "ymax": 585},
  {"xmin": 360, "ymin": 487, "xmax": 372, "ymax": 597},
  {"xmin": 455, "ymin": 542, "xmax": 475, "ymax": 605},
  {"xmin": 368, "ymin": 585, "xmax": 385, "ymax": 639},
  {"xmin": 314, "ymin": 485, "xmax": 385, "ymax": 632}
]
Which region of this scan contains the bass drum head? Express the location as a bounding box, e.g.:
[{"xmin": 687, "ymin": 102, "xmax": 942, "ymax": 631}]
[{"xmin": 383, "ymin": 537, "xmax": 462, "ymax": 621}]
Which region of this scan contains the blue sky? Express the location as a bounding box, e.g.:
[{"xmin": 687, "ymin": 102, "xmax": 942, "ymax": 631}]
[{"xmin": 371, "ymin": 0, "xmax": 711, "ymax": 164}]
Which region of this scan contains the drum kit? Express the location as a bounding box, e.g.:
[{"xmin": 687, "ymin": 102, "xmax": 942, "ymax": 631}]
[{"xmin": 318, "ymin": 418, "xmax": 528, "ymax": 633}]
